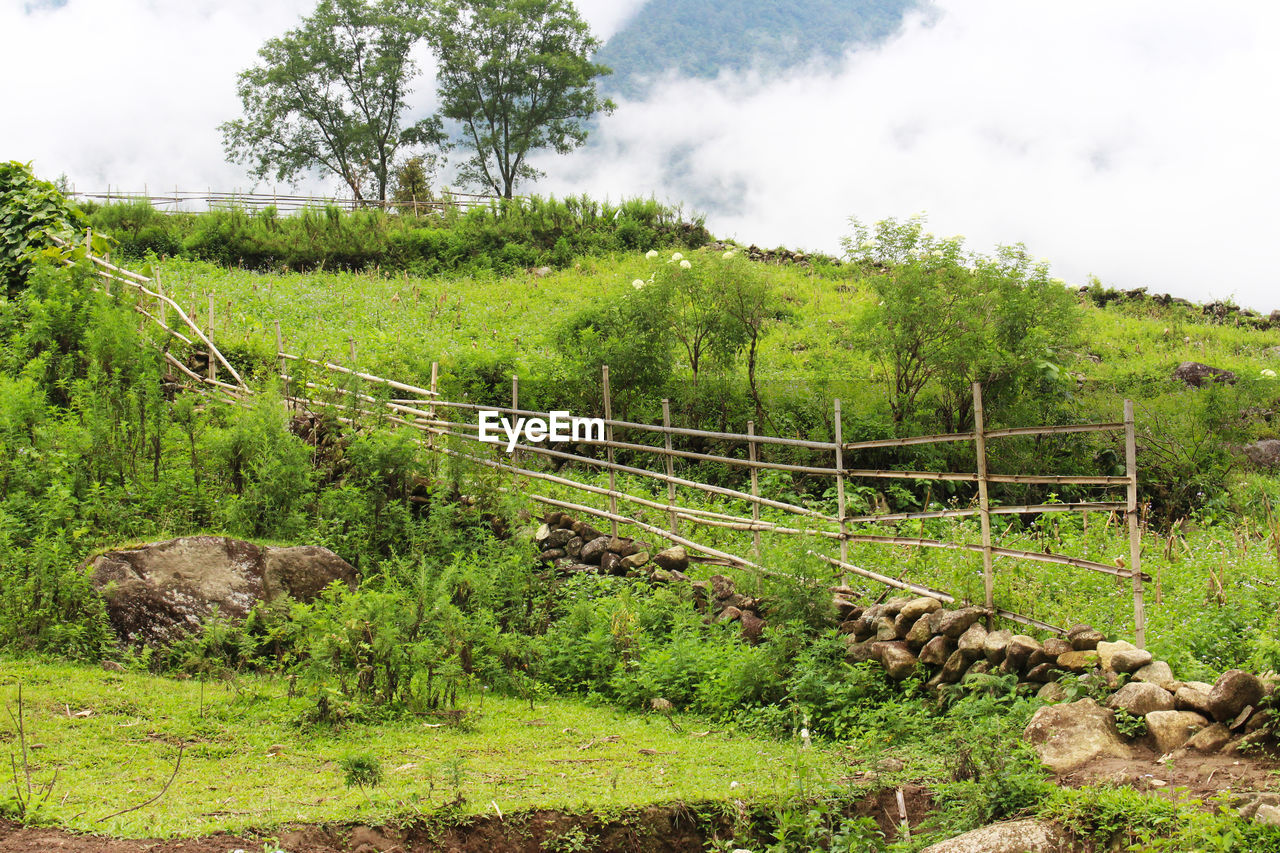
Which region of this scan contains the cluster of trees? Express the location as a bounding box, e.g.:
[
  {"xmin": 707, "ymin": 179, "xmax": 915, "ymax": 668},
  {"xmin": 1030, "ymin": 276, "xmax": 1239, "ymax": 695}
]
[{"xmin": 220, "ymin": 0, "xmax": 614, "ymax": 202}]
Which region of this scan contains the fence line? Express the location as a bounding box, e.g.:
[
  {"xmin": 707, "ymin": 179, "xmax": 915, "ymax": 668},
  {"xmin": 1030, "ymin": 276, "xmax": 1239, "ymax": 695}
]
[
  {"xmin": 69, "ymin": 187, "xmax": 502, "ymax": 215},
  {"xmin": 58, "ymin": 239, "xmax": 1149, "ymax": 645}
]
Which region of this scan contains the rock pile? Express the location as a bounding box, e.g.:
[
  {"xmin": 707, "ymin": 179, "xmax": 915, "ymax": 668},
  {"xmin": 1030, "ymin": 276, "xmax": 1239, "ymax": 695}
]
[{"xmin": 533, "ymin": 512, "xmax": 766, "ymax": 641}]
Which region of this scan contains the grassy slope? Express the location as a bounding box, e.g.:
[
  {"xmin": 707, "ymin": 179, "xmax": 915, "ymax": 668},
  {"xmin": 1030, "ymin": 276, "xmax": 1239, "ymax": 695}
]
[
  {"xmin": 154, "ymin": 252, "xmax": 1280, "ymax": 396},
  {"xmin": 0, "ymin": 659, "xmax": 842, "ymax": 838},
  {"xmin": 150, "ymin": 250, "xmax": 1280, "ymax": 664}
]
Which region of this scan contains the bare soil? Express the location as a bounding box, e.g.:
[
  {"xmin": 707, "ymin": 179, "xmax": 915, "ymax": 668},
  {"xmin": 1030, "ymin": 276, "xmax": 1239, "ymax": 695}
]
[
  {"xmin": 1055, "ymin": 741, "xmax": 1280, "ymax": 803},
  {"xmin": 0, "ymin": 788, "xmax": 940, "ymax": 853}
]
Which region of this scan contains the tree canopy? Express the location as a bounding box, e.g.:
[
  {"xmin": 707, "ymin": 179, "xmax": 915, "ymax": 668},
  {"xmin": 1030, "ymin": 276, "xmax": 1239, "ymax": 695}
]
[
  {"xmin": 219, "ymin": 0, "xmax": 444, "ymax": 202},
  {"xmin": 426, "ymin": 0, "xmax": 614, "ymax": 198}
]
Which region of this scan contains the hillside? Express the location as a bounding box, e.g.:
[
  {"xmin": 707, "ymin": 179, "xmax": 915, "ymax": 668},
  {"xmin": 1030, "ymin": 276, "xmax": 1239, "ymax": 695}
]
[{"xmin": 596, "ymin": 0, "xmax": 919, "ymax": 98}]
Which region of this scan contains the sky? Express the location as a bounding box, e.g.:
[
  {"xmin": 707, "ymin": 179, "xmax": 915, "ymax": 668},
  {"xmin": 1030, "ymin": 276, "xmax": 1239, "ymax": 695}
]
[{"xmin": 4, "ymin": 0, "xmax": 1277, "ymax": 310}]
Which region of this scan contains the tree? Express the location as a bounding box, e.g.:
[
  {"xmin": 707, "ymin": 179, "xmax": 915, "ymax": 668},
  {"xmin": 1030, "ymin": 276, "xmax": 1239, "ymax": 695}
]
[
  {"xmin": 842, "ymin": 216, "xmax": 1079, "ymax": 432},
  {"xmin": 220, "ymin": 0, "xmax": 445, "ymax": 202},
  {"xmin": 426, "ymin": 0, "xmax": 614, "ymax": 198}
]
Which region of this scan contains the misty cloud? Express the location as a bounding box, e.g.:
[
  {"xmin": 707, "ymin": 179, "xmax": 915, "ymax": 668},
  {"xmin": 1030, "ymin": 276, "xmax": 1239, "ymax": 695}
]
[{"xmin": 4, "ymin": 0, "xmax": 1276, "ymax": 309}]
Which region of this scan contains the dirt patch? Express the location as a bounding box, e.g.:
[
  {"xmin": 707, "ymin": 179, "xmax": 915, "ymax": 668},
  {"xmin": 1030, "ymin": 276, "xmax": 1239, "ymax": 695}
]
[
  {"xmin": 1054, "ymin": 741, "xmax": 1280, "ymax": 803},
  {"xmin": 0, "ymin": 790, "xmax": 937, "ymax": 853}
]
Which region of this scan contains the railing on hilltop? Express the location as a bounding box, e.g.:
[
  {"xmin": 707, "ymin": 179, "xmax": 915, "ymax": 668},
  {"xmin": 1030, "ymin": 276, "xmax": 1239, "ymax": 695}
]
[
  {"xmin": 68, "ymin": 186, "xmax": 503, "ymax": 215},
  {"xmin": 55, "ymin": 235, "xmax": 1151, "ymax": 646}
]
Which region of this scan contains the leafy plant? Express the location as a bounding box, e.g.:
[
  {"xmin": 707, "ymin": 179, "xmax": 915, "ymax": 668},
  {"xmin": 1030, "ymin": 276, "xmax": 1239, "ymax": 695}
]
[{"xmin": 0, "ymin": 161, "xmax": 82, "ymax": 296}]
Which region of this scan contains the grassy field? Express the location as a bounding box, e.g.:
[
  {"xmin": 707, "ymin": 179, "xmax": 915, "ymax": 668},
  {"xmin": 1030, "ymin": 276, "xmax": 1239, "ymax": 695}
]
[
  {"xmin": 151, "ymin": 252, "xmax": 1280, "ymax": 395},
  {"xmin": 0, "ymin": 658, "xmax": 845, "ymax": 838}
]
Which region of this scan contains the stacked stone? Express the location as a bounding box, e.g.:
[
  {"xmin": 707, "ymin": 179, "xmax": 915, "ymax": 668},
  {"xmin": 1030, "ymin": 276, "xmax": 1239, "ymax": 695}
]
[
  {"xmin": 690, "ymin": 574, "xmax": 767, "ymax": 643},
  {"xmin": 534, "ymin": 513, "xmax": 691, "ymax": 583},
  {"xmin": 838, "ymin": 593, "xmax": 1079, "ymax": 690}
]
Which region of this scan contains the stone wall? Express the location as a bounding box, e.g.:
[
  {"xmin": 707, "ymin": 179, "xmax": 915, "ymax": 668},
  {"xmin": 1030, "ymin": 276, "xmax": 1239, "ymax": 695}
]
[{"xmin": 533, "ymin": 512, "xmax": 1275, "ymax": 764}]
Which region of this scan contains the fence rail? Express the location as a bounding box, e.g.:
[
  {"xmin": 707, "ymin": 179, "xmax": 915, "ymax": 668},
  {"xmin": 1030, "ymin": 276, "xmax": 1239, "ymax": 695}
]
[
  {"xmin": 54, "ymin": 237, "xmax": 1150, "ymax": 646},
  {"xmin": 69, "ymin": 186, "xmax": 503, "ymax": 214}
]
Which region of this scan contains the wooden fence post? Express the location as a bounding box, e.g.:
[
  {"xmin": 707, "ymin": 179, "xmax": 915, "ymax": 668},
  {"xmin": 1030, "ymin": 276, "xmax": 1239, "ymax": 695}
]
[
  {"xmin": 206, "ymin": 293, "xmax": 217, "ymax": 382},
  {"xmin": 428, "ymin": 361, "xmax": 440, "ymax": 463},
  {"xmin": 662, "ymin": 399, "xmax": 678, "ymax": 536},
  {"xmin": 511, "ymin": 374, "xmax": 520, "ymax": 481},
  {"xmin": 748, "ymin": 420, "xmax": 761, "ymax": 556},
  {"xmin": 602, "ymin": 365, "xmax": 618, "ymax": 538},
  {"xmin": 1126, "ymin": 399, "xmax": 1146, "ymax": 648},
  {"xmin": 833, "ymin": 399, "xmax": 848, "ymax": 584},
  {"xmin": 973, "ymin": 382, "xmax": 995, "ymax": 615},
  {"xmin": 274, "ymin": 320, "xmax": 287, "ymax": 405}
]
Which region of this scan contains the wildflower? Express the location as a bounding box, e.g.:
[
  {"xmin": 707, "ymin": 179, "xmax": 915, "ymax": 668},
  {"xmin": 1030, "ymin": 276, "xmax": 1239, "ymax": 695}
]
[
  {"xmin": 645, "ymin": 249, "xmax": 658, "ymax": 259},
  {"xmin": 671, "ymin": 252, "xmax": 683, "ymax": 261},
  {"xmin": 1263, "ymin": 369, "xmax": 1277, "ymax": 379},
  {"xmin": 632, "ymin": 279, "xmax": 645, "ymax": 289},
  {"xmin": 722, "ymin": 249, "xmax": 735, "ymax": 259},
  {"xmin": 679, "ymin": 259, "xmax": 691, "ymax": 269},
  {"xmin": 859, "ymin": 240, "xmax": 874, "ymax": 250}
]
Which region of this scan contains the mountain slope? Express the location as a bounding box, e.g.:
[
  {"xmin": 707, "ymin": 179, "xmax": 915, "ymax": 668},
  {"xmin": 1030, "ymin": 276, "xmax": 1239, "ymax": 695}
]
[{"xmin": 596, "ymin": 0, "xmax": 919, "ymax": 98}]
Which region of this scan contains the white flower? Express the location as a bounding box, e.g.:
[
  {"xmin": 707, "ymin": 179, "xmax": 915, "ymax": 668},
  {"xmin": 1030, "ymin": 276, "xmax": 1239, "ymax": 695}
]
[
  {"xmin": 671, "ymin": 252, "xmax": 683, "ymax": 261},
  {"xmin": 679, "ymin": 259, "xmax": 692, "ymax": 269},
  {"xmin": 859, "ymin": 240, "xmax": 874, "ymax": 250},
  {"xmin": 729, "ymin": 781, "xmax": 740, "ymax": 789},
  {"xmin": 632, "ymin": 279, "xmax": 645, "ymax": 289},
  {"xmin": 1262, "ymin": 369, "xmax": 1277, "ymax": 379},
  {"xmin": 645, "ymin": 249, "xmax": 659, "ymax": 259},
  {"xmin": 722, "ymin": 250, "xmax": 735, "ymax": 259}
]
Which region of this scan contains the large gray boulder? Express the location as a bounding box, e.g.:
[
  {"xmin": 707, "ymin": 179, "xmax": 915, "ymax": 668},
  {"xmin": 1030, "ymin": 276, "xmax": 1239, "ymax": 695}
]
[
  {"xmin": 1107, "ymin": 682, "xmax": 1176, "ymax": 717},
  {"xmin": 1243, "ymin": 440, "xmax": 1280, "ymax": 470},
  {"xmin": 1024, "ymin": 698, "xmax": 1134, "ymax": 772},
  {"xmin": 919, "ymin": 819, "xmax": 1082, "ymax": 853},
  {"xmin": 90, "ymin": 536, "xmax": 357, "ymax": 645},
  {"xmin": 1173, "ymin": 361, "xmax": 1237, "ymax": 387}
]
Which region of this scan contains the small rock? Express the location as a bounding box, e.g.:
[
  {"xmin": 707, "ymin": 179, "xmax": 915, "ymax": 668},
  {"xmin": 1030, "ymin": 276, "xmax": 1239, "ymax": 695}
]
[
  {"xmin": 1025, "ymin": 663, "xmax": 1057, "ymax": 683},
  {"xmin": 939, "ymin": 649, "xmax": 970, "ymax": 684},
  {"xmin": 599, "ymin": 551, "xmax": 622, "ymax": 575},
  {"xmin": 717, "ymin": 606, "xmax": 743, "ymax": 623},
  {"xmin": 609, "ymin": 536, "xmax": 639, "ymax": 557},
  {"xmin": 899, "ymin": 596, "xmax": 943, "ymax": 621},
  {"xmin": 101, "ymin": 660, "xmax": 125, "ymax": 672},
  {"xmin": 1096, "ymin": 640, "xmax": 1138, "ymax": 671},
  {"xmin": 875, "ymin": 615, "xmax": 899, "ymax": 642},
  {"xmin": 1110, "ymin": 648, "xmax": 1154, "ymax": 674},
  {"xmin": 931, "ymin": 606, "xmax": 986, "ymax": 638},
  {"xmin": 652, "ymin": 546, "xmax": 688, "ymax": 572},
  {"xmin": 1230, "ymin": 705, "xmax": 1255, "ymax": 731},
  {"xmin": 1057, "ymin": 650, "xmax": 1099, "ymax": 673},
  {"xmin": 957, "ymin": 623, "xmax": 988, "ymax": 659},
  {"xmin": 1067, "ymin": 625, "xmax": 1105, "ymax": 651},
  {"xmin": 1037, "ymin": 682, "xmax": 1067, "ymax": 703},
  {"xmin": 906, "ymin": 614, "xmax": 935, "ymax": 647},
  {"xmin": 846, "ymin": 638, "xmax": 878, "ymax": 664},
  {"xmin": 1175, "ymin": 684, "xmax": 1214, "ymax": 717},
  {"xmin": 876, "ymin": 756, "xmax": 905, "ymax": 773},
  {"xmin": 619, "ymin": 551, "xmax": 650, "ymax": 570},
  {"xmin": 1133, "ymin": 660, "xmax": 1176, "ymax": 690},
  {"xmin": 1107, "ymin": 682, "xmax": 1175, "ymax": 716},
  {"xmin": 1145, "ymin": 710, "xmax": 1209, "ymax": 754},
  {"xmin": 920, "ymin": 635, "xmax": 955, "ymax": 666},
  {"xmin": 1042, "ymin": 637, "xmax": 1073, "ymax": 658},
  {"xmin": 1208, "ymin": 669, "xmax": 1265, "ymax": 723},
  {"xmin": 580, "ymin": 535, "xmax": 611, "ymax": 565},
  {"xmin": 1185, "ymin": 722, "xmax": 1231, "ymax": 753},
  {"xmin": 983, "ymin": 629, "xmax": 1012, "ymax": 664},
  {"xmin": 740, "ymin": 610, "xmax": 766, "ymax": 643},
  {"xmin": 1004, "ymin": 635, "xmax": 1042, "ymax": 672},
  {"xmin": 875, "ymin": 642, "xmax": 919, "ymax": 680}
]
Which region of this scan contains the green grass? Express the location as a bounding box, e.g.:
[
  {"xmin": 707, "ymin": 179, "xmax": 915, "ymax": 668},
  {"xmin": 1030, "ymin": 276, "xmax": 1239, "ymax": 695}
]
[
  {"xmin": 151, "ymin": 252, "xmax": 1280, "ymax": 395},
  {"xmin": 0, "ymin": 658, "xmax": 844, "ymax": 838}
]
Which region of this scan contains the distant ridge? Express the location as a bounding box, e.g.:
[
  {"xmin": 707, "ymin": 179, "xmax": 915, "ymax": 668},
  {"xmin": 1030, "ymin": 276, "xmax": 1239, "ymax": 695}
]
[{"xmin": 596, "ymin": 0, "xmax": 919, "ymax": 98}]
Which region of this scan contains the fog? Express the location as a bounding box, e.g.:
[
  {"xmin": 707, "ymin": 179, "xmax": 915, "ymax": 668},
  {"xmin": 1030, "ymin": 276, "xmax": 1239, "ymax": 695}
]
[{"xmin": 4, "ymin": 0, "xmax": 1276, "ymax": 308}]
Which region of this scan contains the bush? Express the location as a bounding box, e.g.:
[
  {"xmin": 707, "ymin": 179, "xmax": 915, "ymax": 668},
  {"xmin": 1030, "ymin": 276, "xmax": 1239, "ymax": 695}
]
[{"xmin": 0, "ymin": 162, "xmax": 83, "ymax": 296}]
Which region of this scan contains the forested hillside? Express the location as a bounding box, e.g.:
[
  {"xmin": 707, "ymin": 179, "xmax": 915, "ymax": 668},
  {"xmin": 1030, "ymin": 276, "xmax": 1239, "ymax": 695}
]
[{"xmin": 597, "ymin": 0, "xmax": 918, "ymax": 97}]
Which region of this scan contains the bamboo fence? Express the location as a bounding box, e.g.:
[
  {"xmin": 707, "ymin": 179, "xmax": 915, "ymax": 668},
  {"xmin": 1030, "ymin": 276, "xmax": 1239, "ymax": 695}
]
[
  {"xmin": 69, "ymin": 186, "xmax": 502, "ymax": 215},
  {"xmin": 57, "ymin": 238, "xmax": 1152, "ymax": 646}
]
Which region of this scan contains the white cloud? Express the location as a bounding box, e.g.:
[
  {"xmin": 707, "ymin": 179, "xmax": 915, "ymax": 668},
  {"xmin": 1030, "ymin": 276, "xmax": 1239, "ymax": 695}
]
[
  {"xmin": 536, "ymin": 0, "xmax": 1280, "ymax": 311},
  {"xmin": 4, "ymin": 0, "xmax": 1278, "ymax": 310}
]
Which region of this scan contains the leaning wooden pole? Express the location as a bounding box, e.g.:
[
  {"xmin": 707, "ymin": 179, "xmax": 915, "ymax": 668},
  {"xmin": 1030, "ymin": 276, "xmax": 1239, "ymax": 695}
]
[
  {"xmin": 973, "ymin": 382, "xmax": 995, "ymax": 614},
  {"xmin": 1125, "ymin": 399, "xmax": 1145, "ymax": 648},
  {"xmin": 748, "ymin": 420, "xmax": 761, "ymax": 556}
]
